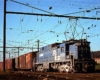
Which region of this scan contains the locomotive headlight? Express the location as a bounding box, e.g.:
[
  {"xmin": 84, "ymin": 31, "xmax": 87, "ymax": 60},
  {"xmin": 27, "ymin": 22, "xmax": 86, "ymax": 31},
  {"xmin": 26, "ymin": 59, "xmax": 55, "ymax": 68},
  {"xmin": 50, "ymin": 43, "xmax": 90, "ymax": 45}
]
[{"xmin": 66, "ymin": 67, "xmax": 69, "ymax": 72}]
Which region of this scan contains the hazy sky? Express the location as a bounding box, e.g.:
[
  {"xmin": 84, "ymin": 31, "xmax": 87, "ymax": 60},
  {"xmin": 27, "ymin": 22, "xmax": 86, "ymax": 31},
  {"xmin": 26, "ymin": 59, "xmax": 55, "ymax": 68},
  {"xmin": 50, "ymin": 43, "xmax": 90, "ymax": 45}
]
[{"xmin": 0, "ymin": 0, "xmax": 100, "ymax": 59}]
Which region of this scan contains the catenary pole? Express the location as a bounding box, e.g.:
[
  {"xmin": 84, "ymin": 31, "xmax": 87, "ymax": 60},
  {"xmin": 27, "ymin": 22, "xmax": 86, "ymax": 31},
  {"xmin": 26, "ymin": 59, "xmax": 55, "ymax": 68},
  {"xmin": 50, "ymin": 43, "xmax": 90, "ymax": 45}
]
[{"xmin": 3, "ymin": 0, "xmax": 6, "ymax": 71}]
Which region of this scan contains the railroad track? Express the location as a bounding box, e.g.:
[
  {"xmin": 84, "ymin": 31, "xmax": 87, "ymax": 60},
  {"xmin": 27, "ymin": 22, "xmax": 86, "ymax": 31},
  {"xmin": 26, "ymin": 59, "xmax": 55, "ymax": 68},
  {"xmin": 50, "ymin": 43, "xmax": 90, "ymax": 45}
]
[{"xmin": 14, "ymin": 71, "xmax": 100, "ymax": 80}]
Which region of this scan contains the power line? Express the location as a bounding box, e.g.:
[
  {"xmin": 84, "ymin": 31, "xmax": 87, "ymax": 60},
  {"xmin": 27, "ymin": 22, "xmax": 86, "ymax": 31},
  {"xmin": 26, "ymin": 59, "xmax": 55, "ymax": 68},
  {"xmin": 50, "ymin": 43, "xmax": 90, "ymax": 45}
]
[
  {"xmin": 10, "ymin": 0, "xmax": 55, "ymax": 14},
  {"xmin": 63, "ymin": 7, "xmax": 100, "ymax": 15}
]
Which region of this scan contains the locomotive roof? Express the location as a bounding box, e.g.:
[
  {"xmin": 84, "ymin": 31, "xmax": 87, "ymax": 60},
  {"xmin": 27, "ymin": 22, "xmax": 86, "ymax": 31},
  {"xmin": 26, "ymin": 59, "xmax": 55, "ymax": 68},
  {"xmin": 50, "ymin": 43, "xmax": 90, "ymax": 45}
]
[{"xmin": 63, "ymin": 39, "xmax": 90, "ymax": 44}]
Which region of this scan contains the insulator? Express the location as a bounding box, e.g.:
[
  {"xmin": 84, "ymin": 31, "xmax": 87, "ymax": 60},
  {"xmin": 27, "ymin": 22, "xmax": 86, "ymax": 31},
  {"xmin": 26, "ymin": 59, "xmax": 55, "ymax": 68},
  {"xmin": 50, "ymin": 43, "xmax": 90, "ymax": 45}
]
[
  {"xmin": 37, "ymin": 16, "xmax": 38, "ymax": 21},
  {"xmin": 10, "ymin": 28, "xmax": 12, "ymax": 30},
  {"xmin": 58, "ymin": 20, "xmax": 59, "ymax": 23},
  {"xmin": 88, "ymin": 27, "xmax": 90, "ymax": 29},
  {"xmin": 87, "ymin": 36, "xmax": 89, "ymax": 37},
  {"xmin": 60, "ymin": 21, "xmax": 62, "ymax": 24},
  {"xmin": 49, "ymin": 6, "xmax": 52, "ymax": 10},
  {"xmin": 79, "ymin": 8, "xmax": 83, "ymax": 9},
  {"xmin": 21, "ymin": 19, "xmax": 23, "ymax": 21},
  {"xmin": 86, "ymin": 10, "xmax": 90, "ymax": 12},
  {"xmin": 94, "ymin": 25, "xmax": 96, "ymax": 27},
  {"xmin": 41, "ymin": 16, "xmax": 42, "ymax": 22}
]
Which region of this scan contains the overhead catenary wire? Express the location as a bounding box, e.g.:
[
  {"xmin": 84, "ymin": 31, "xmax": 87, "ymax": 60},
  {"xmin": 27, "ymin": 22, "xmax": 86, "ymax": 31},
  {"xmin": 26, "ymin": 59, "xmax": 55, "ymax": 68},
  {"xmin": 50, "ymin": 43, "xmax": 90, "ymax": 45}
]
[
  {"xmin": 4, "ymin": 0, "xmax": 100, "ymax": 51},
  {"xmin": 17, "ymin": 0, "xmax": 35, "ymax": 39},
  {"xmin": 6, "ymin": 11, "xmax": 100, "ymax": 48},
  {"xmin": 63, "ymin": 7, "xmax": 100, "ymax": 15},
  {"xmin": 10, "ymin": 0, "xmax": 56, "ymax": 14},
  {"xmin": 23, "ymin": 0, "xmax": 41, "ymax": 29},
  {"xmin": 22, "ymin": 19, "xmax": 68, "ymax": 47},
  {"xmin": 30, "ymin": 0, "xmax": 63, "ymax": 39},
  {"xmin": 25, "ymin": 18, "xmax": 70, "ymax": 46},
  {"xmin": 31, "ymin": 16, "xmax": 51, "ymax": 39}
]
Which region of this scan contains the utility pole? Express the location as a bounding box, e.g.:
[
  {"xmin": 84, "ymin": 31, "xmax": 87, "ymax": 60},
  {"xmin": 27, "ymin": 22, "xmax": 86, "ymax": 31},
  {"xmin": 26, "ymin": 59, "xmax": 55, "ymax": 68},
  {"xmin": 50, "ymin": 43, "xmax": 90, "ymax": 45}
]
[
  {"xmin": 9, "ymin": 53, "xmax": 10, "ymax": 58},
  {"xmin": 3, "ymin": 0, "xmax": 6, "ymax": 72},
  {"xmin": 18, "ymin": 47, "xmax": 19, "ymax": 68},
  {"xmin": 37, "ymin": 40, "xmax": 40, "ymax": 64},
  {"xmin": 32, "ymin": 46, "xmax": 33, "ymax": 51},
  {"xmin": 17, "ymin": 47, "xmax": 19, "ymax": 57},
  {"xmin": 37, "ymin": 40, "xmax": 40, "ymax": 52}
]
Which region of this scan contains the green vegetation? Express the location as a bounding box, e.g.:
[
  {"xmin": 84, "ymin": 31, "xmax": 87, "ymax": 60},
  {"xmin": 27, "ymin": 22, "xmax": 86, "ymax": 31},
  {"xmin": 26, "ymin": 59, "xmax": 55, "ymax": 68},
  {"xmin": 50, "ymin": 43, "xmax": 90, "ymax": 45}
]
[{"xmin": 95, "ymin": 64, "xmax": 100, "ymax": 70}]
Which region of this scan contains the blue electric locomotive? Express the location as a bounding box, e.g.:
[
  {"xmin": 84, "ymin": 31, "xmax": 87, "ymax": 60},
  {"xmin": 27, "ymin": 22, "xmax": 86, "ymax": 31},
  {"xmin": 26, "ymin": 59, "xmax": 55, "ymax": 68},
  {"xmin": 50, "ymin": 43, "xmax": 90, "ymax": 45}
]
[{"xmin": 35, "ymin": 39, "xmax": 95, "ymax": 72}]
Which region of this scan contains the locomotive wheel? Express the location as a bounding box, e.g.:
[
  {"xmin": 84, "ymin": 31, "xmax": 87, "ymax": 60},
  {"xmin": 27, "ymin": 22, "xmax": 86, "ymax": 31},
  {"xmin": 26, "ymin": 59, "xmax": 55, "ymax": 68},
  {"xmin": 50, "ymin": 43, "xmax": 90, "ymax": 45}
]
[
  {"xmin": 58, "ymin": 66, "xmax": 64, "ymax": 72},
  {"xmin": 36, "ymin": 66, "xmax": 44, "ymax": 72}
]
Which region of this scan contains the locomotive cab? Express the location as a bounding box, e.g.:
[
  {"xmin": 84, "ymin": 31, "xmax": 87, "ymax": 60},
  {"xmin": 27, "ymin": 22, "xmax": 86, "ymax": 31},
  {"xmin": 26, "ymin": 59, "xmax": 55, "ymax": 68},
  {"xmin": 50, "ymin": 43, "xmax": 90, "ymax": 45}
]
[{"xmin": 65, "ymin": 39, "xmax": 95, "ymax": 72}]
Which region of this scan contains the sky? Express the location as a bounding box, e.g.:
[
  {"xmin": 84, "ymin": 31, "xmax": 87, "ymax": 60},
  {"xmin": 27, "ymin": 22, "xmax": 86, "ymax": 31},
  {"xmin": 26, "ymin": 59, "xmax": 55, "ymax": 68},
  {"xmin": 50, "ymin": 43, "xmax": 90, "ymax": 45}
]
[{"xmin": 0, "ymin": 0, "xmax": 100, "ymax": 60}]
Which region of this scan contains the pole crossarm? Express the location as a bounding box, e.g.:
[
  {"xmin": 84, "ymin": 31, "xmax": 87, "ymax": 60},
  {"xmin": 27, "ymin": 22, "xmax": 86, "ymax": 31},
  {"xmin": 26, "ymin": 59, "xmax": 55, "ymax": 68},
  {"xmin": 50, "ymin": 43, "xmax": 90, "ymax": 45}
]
[{"xmin": 6, "ymin": 11, "xmax": 100, "ymax": 20}]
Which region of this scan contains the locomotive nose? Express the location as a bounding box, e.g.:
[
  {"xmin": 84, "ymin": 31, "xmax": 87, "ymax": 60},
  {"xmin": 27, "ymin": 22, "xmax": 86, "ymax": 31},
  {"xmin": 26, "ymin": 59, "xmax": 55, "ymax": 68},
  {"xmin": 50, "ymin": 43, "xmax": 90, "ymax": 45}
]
[{"xmin": 83, "ymin": 63, "xmax": 94, "ymax": 72}]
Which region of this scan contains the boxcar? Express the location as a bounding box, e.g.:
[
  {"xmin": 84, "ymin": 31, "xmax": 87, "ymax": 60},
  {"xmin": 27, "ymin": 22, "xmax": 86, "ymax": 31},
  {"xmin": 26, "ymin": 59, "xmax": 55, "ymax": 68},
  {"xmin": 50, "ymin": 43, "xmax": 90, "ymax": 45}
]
[
  {"xmin": 5, "ymin": 58, "xmax": 15, "ymax": 70},
  {"xmin": 0, "ymin": 62, "xmax": 3, "ymax": 70},
  {"xmin": 25, "ymin": 52, "xmax": 35, "ymax": 70},
  {"xmin": 15, "ymin": 52, "xmax": 36, "ymax": 71},
  {"xmin": 15, "ymin": 57, "xmax": 19, "ymax": 70},
  {"xmin": 19, "ymin": 55, "xmax": 26, "ymax": 70}
]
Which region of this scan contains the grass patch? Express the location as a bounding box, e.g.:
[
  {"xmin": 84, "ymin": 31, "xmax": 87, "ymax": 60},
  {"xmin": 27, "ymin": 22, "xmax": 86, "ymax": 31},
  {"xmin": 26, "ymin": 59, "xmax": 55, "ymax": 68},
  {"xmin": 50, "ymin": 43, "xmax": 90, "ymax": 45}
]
[{"xmin": 95, "ymin": 64, "xmax": 100, "ymax": 70}]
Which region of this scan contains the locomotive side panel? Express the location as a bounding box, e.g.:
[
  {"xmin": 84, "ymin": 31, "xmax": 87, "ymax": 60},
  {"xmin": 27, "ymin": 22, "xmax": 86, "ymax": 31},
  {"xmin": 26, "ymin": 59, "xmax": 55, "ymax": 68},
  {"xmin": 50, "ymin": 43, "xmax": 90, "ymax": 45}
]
[
  {"xmin": 59, "ymin": 43, "xmax": 66, "ymax": 61},
  {"xmin": 69, "ymin": 44, "xmax": 78, "ymax": 59}
]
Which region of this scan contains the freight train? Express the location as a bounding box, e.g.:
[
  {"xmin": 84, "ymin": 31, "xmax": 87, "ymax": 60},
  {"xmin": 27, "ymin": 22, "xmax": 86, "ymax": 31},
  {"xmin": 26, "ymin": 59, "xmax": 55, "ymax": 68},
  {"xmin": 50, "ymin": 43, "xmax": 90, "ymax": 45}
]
[{"xmin": 0, "ymin": 39, "xmax": 95, "ymax": 72}]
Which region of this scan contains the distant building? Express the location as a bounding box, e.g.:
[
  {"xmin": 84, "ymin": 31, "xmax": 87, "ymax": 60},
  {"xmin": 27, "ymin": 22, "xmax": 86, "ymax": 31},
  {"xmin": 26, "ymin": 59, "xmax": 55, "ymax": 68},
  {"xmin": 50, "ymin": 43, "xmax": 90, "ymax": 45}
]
[{"xmin": 91, "ymin": 51, "xmax": 100, "ymax": 64}]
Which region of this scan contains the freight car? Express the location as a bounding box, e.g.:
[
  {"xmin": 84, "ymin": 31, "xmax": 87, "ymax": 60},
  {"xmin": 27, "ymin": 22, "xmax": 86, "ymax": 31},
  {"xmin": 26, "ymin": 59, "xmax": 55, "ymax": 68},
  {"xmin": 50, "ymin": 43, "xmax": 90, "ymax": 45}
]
[
  {"xmin": 0, "ymin": 52, "xmax": 36, "ymax": 71},
  {"xmin": 0, "ymin": 62, "xmax": 3, "ymax": 70},
  {"xmin": 35, "ymin": 39, "xmax": 95, "ymax": 72},
  {"xmin": 5, "ymin": 58, "xmax": 15, "ymax": 70},
  {"xmin": 15, "ymin": 52, "xmax": 36, "ymax": 71},
  {"xmin": 0, "ymin": 58, "xmax": 15, "ymax": 71}
]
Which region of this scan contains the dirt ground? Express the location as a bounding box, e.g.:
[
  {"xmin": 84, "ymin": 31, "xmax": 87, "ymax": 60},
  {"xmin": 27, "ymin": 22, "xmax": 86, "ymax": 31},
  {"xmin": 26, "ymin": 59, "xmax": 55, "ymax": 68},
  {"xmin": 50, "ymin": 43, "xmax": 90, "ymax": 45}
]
[
  {"xmin": 0, "ymin": 71, "xmax": 100, "ymax": 80},
  {"xmin": 0, "ymin": 72, "xmax": 42, "ymax": 80}
]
